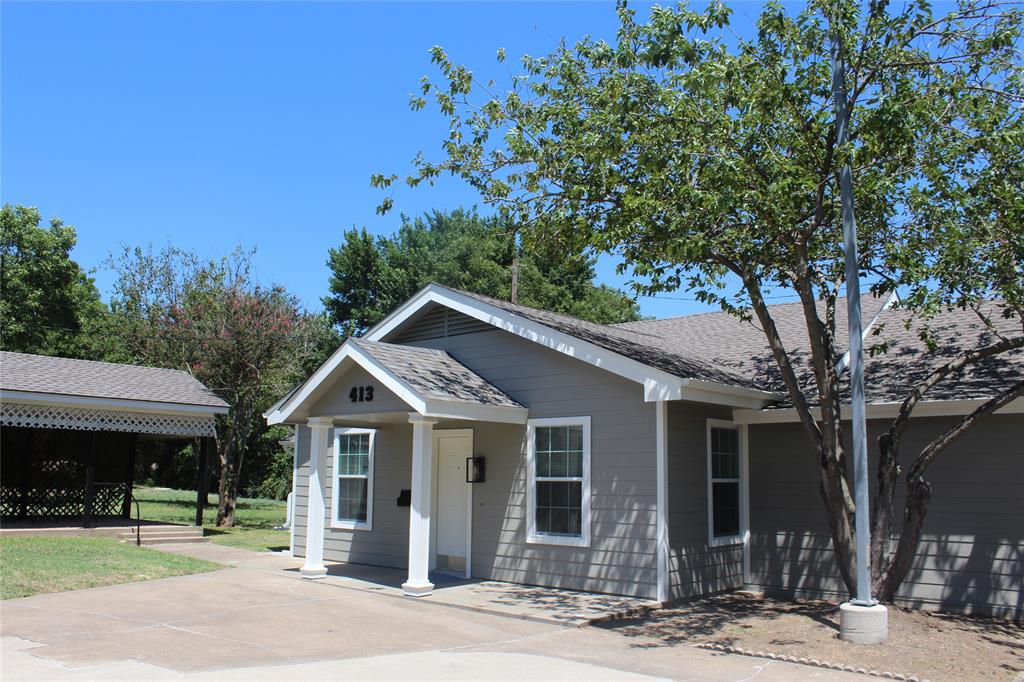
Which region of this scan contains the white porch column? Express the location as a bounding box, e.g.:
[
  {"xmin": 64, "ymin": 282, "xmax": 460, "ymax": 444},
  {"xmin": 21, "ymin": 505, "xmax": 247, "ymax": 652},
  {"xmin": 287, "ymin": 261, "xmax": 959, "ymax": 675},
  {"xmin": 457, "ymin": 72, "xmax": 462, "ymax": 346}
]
[
  {"xmin": 301, "ymin": 417, "xmax": 332, "ymax": 579},
  {"xmin": 655, "ymin": 400, "xmax": 670, "ymax": 604},
  {"xmin": 403, "ymin": 414, "xmax": 438, "ymax": 596}
]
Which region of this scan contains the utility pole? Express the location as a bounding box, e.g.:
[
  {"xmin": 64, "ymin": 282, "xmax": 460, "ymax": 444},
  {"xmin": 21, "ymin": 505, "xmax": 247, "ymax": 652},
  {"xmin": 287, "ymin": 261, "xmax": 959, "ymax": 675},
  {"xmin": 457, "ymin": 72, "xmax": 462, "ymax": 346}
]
[
  {"xmin": 510, "ymin": 257, "xmax": 520, "ymax": 304},
  {"xmin": 830, "ymin": 8, "xmax": 888, "ymax": 644}
]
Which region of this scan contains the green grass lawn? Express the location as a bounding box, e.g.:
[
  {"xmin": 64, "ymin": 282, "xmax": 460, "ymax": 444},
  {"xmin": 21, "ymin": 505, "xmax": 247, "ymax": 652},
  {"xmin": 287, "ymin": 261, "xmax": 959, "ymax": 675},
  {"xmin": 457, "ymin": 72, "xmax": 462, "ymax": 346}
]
[
  {"xmin": 0, "ymin": 536, "xmax": 220, "ymax": 600},
  {"xmin": 134, "ymin": 487, "xmax": 290, "ymax": 553}
]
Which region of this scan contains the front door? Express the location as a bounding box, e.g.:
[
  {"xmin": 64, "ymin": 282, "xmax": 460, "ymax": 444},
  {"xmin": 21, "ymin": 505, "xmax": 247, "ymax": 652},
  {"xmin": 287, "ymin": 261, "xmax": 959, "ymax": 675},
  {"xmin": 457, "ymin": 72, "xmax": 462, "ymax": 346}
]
[{"xmin": 432, "ymin": 429, "xmax": 472, "ymax": 577}]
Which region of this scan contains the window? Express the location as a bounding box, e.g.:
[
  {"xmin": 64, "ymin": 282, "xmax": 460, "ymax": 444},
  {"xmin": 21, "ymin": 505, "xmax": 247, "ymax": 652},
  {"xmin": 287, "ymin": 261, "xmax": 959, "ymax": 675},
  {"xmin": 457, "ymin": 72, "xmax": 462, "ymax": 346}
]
[
  {"xmin": 706, "ymin": 420, "xmax": 747, "ymax": 545},
  {"xmin": 332, "ymin": 429, "xmax": 374, "ymax": 530},
  {"xmin": 527, "ymin": 417, "xmax": 590, "ymax": 547}
]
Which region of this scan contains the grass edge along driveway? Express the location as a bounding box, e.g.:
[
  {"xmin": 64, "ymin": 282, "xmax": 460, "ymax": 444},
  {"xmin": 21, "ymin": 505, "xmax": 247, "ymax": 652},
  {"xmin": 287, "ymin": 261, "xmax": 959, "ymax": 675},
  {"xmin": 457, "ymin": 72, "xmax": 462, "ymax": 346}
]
[{"xmin": 0, "ymin": 535, "xmax": 221, "ymax": 600}]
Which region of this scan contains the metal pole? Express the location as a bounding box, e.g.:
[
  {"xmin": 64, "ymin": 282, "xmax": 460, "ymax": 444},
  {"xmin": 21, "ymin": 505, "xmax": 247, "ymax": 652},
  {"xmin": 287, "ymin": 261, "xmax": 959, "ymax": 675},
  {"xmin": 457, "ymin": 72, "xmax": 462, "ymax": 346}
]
[
  {"xmin": 195, "ymin": 437, "xmax": 210, "ymax": 527},
  {"xmin": 831, "ymin": 22, "xmax": 873, "ymax": 606}
]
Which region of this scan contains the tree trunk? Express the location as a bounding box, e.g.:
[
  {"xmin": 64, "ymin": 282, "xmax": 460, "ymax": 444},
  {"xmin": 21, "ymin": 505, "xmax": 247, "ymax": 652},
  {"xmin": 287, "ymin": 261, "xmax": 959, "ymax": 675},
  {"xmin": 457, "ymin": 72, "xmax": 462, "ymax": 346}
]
[
  {"xmin": 215, "ymin": 419, "xmax": 239, "ymax": 527},
  {"xmin": 870, "ymin": 431, "xmax": 900, "ymax": 585},
  {"xmin": 872, "ymin": 379, "xmax": 1023, "ymax": 601}
]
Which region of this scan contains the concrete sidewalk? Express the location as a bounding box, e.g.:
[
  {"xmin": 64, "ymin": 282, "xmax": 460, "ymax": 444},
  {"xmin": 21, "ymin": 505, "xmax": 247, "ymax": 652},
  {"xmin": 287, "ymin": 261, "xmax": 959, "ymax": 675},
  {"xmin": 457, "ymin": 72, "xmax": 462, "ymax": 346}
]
[{"xmin": 0, "ymin": 544, "xmax": 861, "ymax": 681}]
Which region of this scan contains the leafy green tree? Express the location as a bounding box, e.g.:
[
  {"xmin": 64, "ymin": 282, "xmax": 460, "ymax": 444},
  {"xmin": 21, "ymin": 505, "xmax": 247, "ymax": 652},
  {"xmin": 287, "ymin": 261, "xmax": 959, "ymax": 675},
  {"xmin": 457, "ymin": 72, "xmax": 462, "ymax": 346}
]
[
  {"xmin": 107, "ymin": 244, "xmax": 340, "ymax": 526},
  {"xmin": 324, "ymin": 208, "xmax": 640, "ymax": 335},
  {"xmin": 0, "ymin": 205, "xmax": 106, "ymax": 359},
  {"xmin": 380, "ymin": 1, "xmax": 1023, "ymax": 600}
]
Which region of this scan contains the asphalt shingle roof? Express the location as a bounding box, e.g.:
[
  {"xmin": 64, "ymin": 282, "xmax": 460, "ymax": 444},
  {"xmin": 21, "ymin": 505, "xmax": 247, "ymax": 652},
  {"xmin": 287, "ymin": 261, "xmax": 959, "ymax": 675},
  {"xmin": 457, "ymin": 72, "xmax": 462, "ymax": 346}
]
[
  {"xmin": 352, "ymin": 338, "xmax": 523, "ymax": 408},
  {"xmin": 616, "ymin": 299, "xmax": 1022, "ymax": 404},
  {"xmin": 438, "ymin": 285, "xmax": 1022, "ymax": 406},
  {"xmin": 0, "ymin": 351, "xmax": 229, "ymax": 410},
  {"xmin": 452, "ymin": 289, "xmax": 767, "ymax": 392}
]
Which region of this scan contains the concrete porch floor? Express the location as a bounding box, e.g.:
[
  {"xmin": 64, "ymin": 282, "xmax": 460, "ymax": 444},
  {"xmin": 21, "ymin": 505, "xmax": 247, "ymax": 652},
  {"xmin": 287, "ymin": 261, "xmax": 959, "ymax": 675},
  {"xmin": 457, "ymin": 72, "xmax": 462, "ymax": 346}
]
[{"xmin": 315, "ymin": 562, "xmax": 661, "ymax": 626}]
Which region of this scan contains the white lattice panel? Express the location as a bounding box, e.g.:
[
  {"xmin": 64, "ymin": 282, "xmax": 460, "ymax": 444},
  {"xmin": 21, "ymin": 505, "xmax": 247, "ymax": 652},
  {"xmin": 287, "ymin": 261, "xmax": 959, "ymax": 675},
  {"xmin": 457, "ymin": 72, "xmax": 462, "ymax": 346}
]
[{"xmin": 0, "ymin": 402, "xmax": 216, "ymax": 437}]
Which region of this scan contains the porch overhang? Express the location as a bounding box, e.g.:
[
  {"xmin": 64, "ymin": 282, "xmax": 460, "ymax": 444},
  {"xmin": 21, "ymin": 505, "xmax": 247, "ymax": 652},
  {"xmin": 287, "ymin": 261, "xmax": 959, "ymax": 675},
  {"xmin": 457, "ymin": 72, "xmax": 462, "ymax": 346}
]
[{"xmin": 266, "ymin": 338, "xmax": 528, "ymax": 426}]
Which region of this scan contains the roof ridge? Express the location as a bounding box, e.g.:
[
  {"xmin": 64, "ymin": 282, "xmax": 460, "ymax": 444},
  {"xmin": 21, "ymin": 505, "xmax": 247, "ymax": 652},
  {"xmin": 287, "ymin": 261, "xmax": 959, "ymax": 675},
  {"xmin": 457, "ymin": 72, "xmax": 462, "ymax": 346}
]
[
  {"xmin": 352, "ymin": 337, "xmax": 450, "ymax": 356},
  {"xmin": 0, "ymin": 350, "xmax": 199, "ymax": 378}
]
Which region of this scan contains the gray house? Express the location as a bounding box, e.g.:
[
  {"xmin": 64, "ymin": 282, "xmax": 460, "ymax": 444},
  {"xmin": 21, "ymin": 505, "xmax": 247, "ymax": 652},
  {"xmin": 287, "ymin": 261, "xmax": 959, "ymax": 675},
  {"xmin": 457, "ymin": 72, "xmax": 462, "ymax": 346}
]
[{"xmin": 266, "ymin": 284, "xmax": 1022, "ymax": 618}]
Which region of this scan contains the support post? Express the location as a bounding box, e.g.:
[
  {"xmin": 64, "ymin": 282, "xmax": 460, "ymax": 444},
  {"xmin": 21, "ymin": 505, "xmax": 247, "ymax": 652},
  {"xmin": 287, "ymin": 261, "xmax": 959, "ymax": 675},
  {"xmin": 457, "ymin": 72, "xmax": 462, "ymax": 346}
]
[
  {"xmin": 195, "ymin": 437, "xmax": 210, "ymax": 527},
  {"xmin": 655, "ymin": 400, "xmax": 669, "ymax": 604},
  {"xmin": 301, "ymin": 417, "xmax": 332, "ymax": 578},
  {"xmin": 830, "ymin": 18, "xmax": 887, "ymax": 644},
  {"xmin": 403, "ymin": 414, "xmax": 437, "ymax": 596},
  {"xmin": 83, "ymin": 431, "xmax": 98, "ymax": 528},
  {"xmin": 123, "ymin": 433, "xmax": 138, "ymax": 518}
]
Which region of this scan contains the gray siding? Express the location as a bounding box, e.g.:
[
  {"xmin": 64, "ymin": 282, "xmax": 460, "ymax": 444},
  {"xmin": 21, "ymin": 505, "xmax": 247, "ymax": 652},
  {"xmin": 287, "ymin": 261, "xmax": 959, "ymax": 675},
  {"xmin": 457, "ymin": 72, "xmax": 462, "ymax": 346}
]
[
  {"xmin": 409, "ymin": 329, "xmax": 659, "ymax": 599},
  {"xmin": 666, "ymin": 401, "xmax": 745, "ymax": 601},
  {"xmin": 322, "ymin": 424, "xmax": 412, "ymax": 568},
  {"xmin": 291, "ymin": 425, "xmax": 310, "ymax": 557},
  {"xmin": 290, "ymin": 325, "xmax": 660, "ymax": 599},
  {"xmin": 748, "ymin": 414, "xmax": 1023, "ymax": 619},
  {"xmin": 308, "ymin": 364, "xmax": 408, "ymax": 417}
]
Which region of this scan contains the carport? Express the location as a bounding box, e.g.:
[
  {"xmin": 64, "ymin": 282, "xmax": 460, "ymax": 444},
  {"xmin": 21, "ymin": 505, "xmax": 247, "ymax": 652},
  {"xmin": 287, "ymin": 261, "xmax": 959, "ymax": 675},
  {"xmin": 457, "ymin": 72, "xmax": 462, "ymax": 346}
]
[{"xmin": 0, "ymin": 351, "xmax": 228, "ymax": 528}]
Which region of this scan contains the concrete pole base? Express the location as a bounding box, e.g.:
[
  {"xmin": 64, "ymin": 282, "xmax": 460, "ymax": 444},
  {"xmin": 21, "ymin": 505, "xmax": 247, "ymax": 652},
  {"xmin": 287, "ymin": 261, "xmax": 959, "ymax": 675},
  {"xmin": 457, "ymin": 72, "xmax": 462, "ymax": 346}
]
[{"xmin": 839, "ymin": 602, "xmax": 888, "ymax": 644}]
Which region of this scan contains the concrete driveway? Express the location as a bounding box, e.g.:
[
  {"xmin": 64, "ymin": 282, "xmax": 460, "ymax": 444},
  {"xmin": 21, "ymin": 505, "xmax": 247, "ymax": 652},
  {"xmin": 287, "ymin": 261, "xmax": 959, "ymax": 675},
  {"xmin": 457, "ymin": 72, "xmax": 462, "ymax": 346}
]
[{"xmin": 0, "ymin": 544, "xmax": 860, "ymax": 681}]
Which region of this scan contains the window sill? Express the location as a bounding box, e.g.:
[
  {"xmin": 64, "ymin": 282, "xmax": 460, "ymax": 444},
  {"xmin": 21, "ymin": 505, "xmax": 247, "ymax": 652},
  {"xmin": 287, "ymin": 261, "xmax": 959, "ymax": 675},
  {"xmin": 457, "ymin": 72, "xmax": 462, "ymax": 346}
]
[
  {"xmin": 709, "ymin": 534, "xmax": 745, "ymax": 547},
  {"xmin": 527, "ymin": 533, "xmax": 589, "ymax": 548},
  {"xmin": 331, "ymin": 521, "xmax": 372, "ymax": 532}
]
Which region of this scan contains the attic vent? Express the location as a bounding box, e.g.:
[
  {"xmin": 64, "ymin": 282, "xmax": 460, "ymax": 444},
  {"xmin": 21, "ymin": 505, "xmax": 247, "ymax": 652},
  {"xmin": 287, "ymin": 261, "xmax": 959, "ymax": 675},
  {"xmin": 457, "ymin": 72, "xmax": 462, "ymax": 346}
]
[{"xmin": 392, "ymin": 306, "xmax": 491, "ymax": 343}]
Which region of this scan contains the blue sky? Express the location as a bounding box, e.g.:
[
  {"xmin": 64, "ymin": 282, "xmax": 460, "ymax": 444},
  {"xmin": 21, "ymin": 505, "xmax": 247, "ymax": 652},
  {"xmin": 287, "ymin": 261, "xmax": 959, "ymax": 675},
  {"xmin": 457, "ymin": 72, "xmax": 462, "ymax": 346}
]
[{"xmin": 2, "ymin": 1, "xmax": 773, "ymax": 319}]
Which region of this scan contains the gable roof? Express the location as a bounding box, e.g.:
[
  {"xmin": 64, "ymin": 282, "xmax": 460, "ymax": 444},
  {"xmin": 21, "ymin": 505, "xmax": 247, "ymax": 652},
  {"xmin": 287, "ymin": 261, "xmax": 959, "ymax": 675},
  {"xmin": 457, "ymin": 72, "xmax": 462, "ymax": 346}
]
[
  {"xmin": 270, "ymin": 283, "xmax": 1021, "ymax": 424},
  {"xmin": 265, "ymin": 337, "xmax": 527, "ymax": 425},
  {"xmin": 0, "ymin": 351, "xmax": 228, "ymax": 412},
  {"xmin": 351, "ymin": 339, "xmax": 522, "ymax": 409},
  {"xmin": 367, "ymin": 284, "xmax": 781, "ymax": 407}
]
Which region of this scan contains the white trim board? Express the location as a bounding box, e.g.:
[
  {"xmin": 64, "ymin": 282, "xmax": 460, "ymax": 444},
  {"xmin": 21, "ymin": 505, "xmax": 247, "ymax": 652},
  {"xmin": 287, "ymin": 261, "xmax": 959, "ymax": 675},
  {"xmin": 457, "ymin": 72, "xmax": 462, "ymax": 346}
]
[
  {"xmin": 732, "ymin": 397, "xmax": 1024, "ymax": 425},
  {"xmin": 366, "ymin": 284, "xmax": 779, "ymax": 407},
  {"xmin": 0, "ymin": 389, "xmax": 228, "ymax": 415},
  {"xmin": 330, "ymin": 427, "xmax": 375, "ymax": 532},
  {"xmin": 265, "ymin": 338, "xmax": 528, "ymax": 426},
  {"xmin": 525, "ymin": 416, "xmax": 592, "ymax": 548},
  {"xmin": 705, "ymin": 419, "xmax": 751, "ymax": 563},
  {"xmin": 431, "ymin": 428, "xmax": 474, "ymax": 580}
]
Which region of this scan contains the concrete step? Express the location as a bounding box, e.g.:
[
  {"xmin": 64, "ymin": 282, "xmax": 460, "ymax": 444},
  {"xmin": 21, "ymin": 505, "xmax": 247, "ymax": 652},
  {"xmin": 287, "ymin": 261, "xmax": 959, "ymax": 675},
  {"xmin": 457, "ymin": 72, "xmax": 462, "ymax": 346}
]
[
  {"xmin": 117, "ymin": 526, "xmax": 206, "ymax": 545},
  {"xmin": 120, "ymin": 534, "xmax": 209, "ymax": 545},
  {"xmin": 132, "ymin": 535, "xmax": 209, "ymax": 545}
]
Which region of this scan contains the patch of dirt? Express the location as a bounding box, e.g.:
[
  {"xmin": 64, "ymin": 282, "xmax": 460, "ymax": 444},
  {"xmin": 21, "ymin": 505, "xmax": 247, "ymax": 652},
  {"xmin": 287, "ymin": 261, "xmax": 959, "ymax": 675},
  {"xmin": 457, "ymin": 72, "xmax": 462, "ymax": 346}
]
[{"xmin": 599, "ymin": 593, "xmax": 1024, "ymax": 681}]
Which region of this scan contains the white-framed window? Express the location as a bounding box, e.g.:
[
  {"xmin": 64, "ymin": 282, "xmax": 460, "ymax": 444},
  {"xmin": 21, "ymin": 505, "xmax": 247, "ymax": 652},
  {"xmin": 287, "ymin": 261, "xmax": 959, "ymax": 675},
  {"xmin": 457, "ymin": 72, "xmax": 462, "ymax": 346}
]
[
  {"xmin": 331, "ymin": 428, "xmax": 374, "ymax": 530},
  {"xmin": 706, "ymin": 419, "xmax": 749, "ymax": 546},
  {"xmin": 526, "ymin": 416, "xmax": 591, "ymax": 547}
]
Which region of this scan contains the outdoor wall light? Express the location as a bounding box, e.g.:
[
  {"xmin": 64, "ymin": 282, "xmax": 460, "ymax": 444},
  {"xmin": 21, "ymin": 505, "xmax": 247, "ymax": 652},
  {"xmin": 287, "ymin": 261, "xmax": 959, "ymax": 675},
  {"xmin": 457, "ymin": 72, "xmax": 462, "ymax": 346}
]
[{"xmin": 465, "ymin": 456, "xmax": 485, "ymax": 484}]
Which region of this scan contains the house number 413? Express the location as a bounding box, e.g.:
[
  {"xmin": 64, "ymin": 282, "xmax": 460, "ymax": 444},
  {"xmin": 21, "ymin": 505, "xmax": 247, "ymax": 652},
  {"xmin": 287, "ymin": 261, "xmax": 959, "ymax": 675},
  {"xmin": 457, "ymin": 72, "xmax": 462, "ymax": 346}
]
[{"xmin": 349, "ymin": 386, "xmax": 374, "ymax": 403}]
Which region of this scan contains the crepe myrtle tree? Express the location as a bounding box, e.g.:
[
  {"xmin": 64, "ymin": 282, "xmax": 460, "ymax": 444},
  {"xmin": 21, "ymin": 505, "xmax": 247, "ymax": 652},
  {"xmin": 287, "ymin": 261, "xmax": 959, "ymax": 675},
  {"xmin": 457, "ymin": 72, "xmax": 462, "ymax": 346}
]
[
  {"xmin": 376, "ymin": 0, "xmax": 1023, "ymax": 600},
  {"xmin": 108, "ymin": 245, "xmax": 339, "ymax": 526}
]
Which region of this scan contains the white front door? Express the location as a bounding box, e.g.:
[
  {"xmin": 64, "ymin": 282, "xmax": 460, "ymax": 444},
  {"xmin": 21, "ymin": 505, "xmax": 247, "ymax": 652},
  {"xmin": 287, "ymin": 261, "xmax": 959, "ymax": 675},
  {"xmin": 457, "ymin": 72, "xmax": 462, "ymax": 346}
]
[{"xmin": 432, "ymin": 429, "xmax": 472, "ymax": 577}]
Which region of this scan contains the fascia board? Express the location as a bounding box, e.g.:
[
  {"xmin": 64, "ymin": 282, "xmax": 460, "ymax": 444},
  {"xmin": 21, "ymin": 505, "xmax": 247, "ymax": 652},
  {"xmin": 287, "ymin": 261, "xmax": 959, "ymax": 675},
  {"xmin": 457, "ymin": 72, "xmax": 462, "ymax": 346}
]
[
  {"xmin": 269, "ymin": 342, "xmax": 428, "ymax": 424},
  {"xmin": 732, "ymin": 396, "xmax": 1024, "ymax": 424},
  {"xmin": 423, "ymin": 398, "xmax": 529, "ymax": 424},
  {"xmin": 0, "ymin": 389, "xmax": 228, "ymax": 416},
  {"xmin": 366, "ymin": 285, "xmax": 684, "ymax": 401}
]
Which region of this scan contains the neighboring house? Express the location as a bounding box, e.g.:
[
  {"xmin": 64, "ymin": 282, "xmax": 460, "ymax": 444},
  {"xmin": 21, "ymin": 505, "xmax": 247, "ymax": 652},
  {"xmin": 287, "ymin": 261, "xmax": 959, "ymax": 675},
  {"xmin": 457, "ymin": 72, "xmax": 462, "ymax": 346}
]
[
  {"xmin": 0, "ymin": 352, "xmax": 228, "ymax": 526},
  {"xmin": 266, "ymin": 284, "xmax": 1022, "ymax": 618}
]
